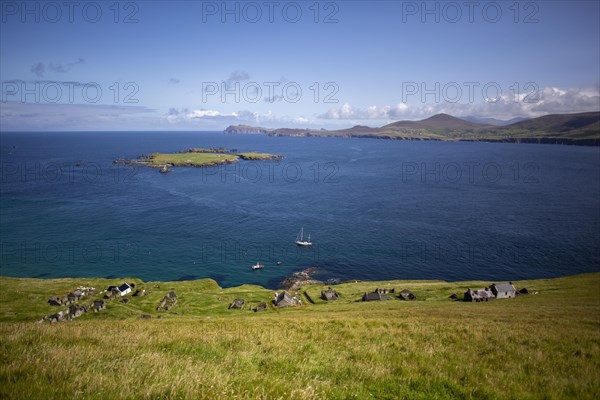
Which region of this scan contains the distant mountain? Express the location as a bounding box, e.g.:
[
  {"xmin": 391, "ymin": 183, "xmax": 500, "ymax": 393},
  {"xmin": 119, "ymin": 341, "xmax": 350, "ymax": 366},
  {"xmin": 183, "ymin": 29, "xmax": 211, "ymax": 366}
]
[
  {"xmin": 224, "ymin": 125, "xmax": 273, "ymax": 134},
  {"xmin": 382, "ymin": 113, "xmax": 484, "ymax": 130},
  {"xmin": 500, "ymin": 111, "xmax": 600, "ymax": 133},
  {"xmin": 460, "ymin": 116, "xmax": 529, "ymax": 126},
  {"xmin": 223, "ymin": 112, "xmax": 600, "ymax": 146}
]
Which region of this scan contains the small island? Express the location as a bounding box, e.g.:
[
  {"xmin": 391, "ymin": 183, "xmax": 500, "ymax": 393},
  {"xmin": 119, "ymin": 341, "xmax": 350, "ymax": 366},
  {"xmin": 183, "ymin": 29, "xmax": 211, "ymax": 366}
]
[{"xmin": 114, "ymin": 147, "xmax": 283, "ymax": 170}]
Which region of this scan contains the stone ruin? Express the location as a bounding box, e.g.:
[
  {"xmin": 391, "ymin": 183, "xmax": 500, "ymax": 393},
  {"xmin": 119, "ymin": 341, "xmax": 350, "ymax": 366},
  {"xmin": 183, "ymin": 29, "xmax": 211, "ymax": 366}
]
[
  {"xmin": 156, "ymin": 291, "xmax": 177, "ymax": 311},
  {"xmin": 103, "ymin": 287, "xmax": 122, "ymax": 300},
  {"xmin": 92, "ymin": 300, "xmax": 106, "ymax": 312},
  {"xmin": 39, "ymin": 299, "xmax": 106, "ymax": 323},
  {"xmin": 399, "ymin": 289, "xmax": 417, "ymax": 301},
  {"xmin": 228, "ymin": 298, "xmax": 245, "ymax": 310},
  {"xmin": 48, "ymin": 286, "xmax": 96, "ymax": 307}
]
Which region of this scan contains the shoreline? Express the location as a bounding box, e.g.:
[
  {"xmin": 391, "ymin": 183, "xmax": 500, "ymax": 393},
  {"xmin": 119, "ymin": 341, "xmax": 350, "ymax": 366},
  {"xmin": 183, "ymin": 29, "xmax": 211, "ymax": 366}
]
[
  {"xmin": 226, "ymin": 130, "xmax": 600, "ymax": 147},
  {"xmin": 1, "ymin": 271, "xmax": 598, "ymax": 324},
  {"xmin": 224, "ymin": 111, "xmax": 600, "ymax": 147},
  {"xmin": 1, "ymin": 269, "xmax": 598, "ymax": 291}
]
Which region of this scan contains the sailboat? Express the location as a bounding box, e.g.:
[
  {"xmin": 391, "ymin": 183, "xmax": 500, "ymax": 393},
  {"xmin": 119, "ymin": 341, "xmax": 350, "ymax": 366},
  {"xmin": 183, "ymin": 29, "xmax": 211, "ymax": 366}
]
[{"xmin": 295, "ymin": 227, "xmax": 312, "ymax": 246}]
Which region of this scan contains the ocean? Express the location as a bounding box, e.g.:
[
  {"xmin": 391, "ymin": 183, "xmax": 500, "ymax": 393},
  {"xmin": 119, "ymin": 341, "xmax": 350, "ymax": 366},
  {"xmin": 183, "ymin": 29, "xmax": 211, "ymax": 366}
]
[{"xmin": 1, "ymin": 131, "xmax": 599, "ymax": 288}]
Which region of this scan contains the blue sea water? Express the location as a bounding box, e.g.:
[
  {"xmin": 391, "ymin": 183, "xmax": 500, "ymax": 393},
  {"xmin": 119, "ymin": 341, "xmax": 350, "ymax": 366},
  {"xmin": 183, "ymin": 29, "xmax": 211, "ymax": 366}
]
[{"xmin": 1, "ymin": 131, "xmax": 599, "ymax": 288}]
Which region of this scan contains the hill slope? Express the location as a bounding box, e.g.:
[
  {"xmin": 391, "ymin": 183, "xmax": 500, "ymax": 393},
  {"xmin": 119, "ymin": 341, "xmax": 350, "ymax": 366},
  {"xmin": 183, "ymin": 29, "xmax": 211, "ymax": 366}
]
[
  {"xmin": 382, "ymin": 113, "xmax": 486, "ymax": 130},
  {"xmin": 502, "ymin": 111, "xmax": 600, "ymax": 132},
  {"xmin": 1, "ymin": 273, "xmax": 599, "ymax": 399}
]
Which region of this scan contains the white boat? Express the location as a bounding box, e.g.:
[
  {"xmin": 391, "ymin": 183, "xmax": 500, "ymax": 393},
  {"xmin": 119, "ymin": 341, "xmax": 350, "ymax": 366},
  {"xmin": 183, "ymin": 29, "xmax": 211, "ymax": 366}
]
[
  {"xmin": 251, "ymin": 262, "xmax": 264, "ymax": 270},
  {"xmin": 295, "ymin": 227, "xmax": 312, "ymax": 246}
]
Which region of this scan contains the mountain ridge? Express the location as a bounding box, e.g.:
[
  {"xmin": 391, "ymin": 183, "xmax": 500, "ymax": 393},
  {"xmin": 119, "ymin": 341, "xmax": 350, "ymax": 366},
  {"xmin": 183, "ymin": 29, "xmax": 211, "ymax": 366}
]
[{"xmin": 224, "ymin": 111, "xmax": 600, "ymax": 146}]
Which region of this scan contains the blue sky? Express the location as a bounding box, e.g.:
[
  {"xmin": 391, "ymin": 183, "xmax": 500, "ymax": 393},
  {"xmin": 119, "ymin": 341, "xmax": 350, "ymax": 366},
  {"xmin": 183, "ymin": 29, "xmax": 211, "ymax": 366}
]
[{"xmin": 1, "ymin": 0, "xmax": 599, "ymax": 131}]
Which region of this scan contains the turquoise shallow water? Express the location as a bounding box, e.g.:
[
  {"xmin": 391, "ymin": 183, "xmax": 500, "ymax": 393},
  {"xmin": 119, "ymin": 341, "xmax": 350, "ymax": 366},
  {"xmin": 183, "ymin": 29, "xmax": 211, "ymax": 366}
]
[{"xmin": 1, "ymin": 131, "xmax": 599, "ymax": 288}]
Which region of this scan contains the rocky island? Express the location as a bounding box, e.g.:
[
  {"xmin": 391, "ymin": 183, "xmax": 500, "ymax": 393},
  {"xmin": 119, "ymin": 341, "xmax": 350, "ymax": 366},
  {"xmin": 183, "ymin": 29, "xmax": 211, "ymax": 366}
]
[{"xmin": 114, "ymin": 147, "xmax": 283, "ymax": 170}]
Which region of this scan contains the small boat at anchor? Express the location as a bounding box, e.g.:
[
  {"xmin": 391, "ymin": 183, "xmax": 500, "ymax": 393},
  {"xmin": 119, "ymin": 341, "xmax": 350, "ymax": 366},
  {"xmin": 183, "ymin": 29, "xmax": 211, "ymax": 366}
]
[
  {"xmin": 159, "ymin": 165, "xmax": 172, "ymax": 174},
  {"xmin": 295, "ymin": 227, "xmax": 312, "ymax": 246},
  {"xmin": 251, "ymin": 262, "xmax": 265, "ymax": 270}
]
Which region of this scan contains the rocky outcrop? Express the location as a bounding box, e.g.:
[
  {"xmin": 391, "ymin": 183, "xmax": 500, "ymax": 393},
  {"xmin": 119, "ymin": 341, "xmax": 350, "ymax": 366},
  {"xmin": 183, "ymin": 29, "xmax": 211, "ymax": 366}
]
[{"xmin": 280, "ymin": 268, "xmax": 323, "ymax": 291}]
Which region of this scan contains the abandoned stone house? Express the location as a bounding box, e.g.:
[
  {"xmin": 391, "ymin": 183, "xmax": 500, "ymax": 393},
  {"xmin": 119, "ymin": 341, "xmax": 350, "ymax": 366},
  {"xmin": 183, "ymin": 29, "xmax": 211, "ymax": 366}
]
[
  {"xmin": 48, "ymin": 288, "xmax": 88, "ymax": 306},
  {"xmin": 229, "ymin": 298, "xmax": 245, "ymax": 310},
  {"xmin": 490, "ymin": 282, "xmax": 517, "ymax": 299},
  {"xmin": 399, "ymin": 289, "xmax": 416, "ymax": 300},
  {"xmin": 157, "ymin": 291, "xmax": 177, "ymax": 311},
  {"xmin": 274, "ymin": 291, "xmax": 299, "ymax": 307},
  {"xmin": 362, "ymin": 291, "xmax": 390, "ymax": 301},
  {"xmin": 321, "ymin": 289, "xmax": 339, "ymax": 301},
  {"xmin": 464, "ymin": 288, "xmax": 495, "ymax": 302}
]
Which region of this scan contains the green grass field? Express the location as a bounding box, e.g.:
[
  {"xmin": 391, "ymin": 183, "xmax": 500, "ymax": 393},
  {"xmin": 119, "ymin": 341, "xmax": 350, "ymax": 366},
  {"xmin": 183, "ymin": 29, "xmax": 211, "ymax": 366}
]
[
  {"xmin": 149, "ymin": 152, "xmax": 239, "ymax": 167},
  {"xmin": 1, "ymin": 273, "xmax": 598, "ymax": 399},
  {"xmin": 148, "ymin": 152, "xmax": 281, "ymax": 167}
]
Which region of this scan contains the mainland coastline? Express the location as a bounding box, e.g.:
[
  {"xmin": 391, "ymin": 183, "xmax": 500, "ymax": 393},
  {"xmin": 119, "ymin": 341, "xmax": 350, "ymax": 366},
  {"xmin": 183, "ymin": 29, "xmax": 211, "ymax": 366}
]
[{"xmin": 224, "ymin": 111, "xmax": 600, "ymax": 146}]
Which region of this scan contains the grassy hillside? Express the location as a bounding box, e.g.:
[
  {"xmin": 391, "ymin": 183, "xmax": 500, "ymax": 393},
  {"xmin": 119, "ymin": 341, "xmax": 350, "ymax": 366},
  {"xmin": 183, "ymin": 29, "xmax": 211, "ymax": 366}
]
[
  {"xmin": 382, "ymin": 113, "xmax": 485, "ymax": 130},
  {"xmin": 501, "ymin": 111, "xmax": 600, "ymax": 133},
  {"xmin": 1, "ymin": 273, "xmax": 599, "ymax": 399}
]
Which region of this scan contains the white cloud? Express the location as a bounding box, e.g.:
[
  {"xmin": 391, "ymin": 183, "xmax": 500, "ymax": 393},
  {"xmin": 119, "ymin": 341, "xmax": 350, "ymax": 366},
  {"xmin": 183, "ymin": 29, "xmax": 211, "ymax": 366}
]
[
  {"xmin": 162, "ymin": 84, "xmax": 599, "ymax": 131},
  {"xmin": 162, "ymin": 107, "xmax": 319, "ymax": 129},
  {"xmin": 30, "ymin": 58, "xmax": 85, "ymax": 77},
  {"xmin": 187, "ymin": 109, "xmax": 235, "ymax": 118},
  {"xmin": 317, "ymin": 86, "xmax": 600, "ymax": 122},
  {"xmin": 4, "ymin": 85, "xmax": 597, "ymax": 132},
  {"xmin": 0, "ymin": 102, "xmax": 157, "ymax": 131}
]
